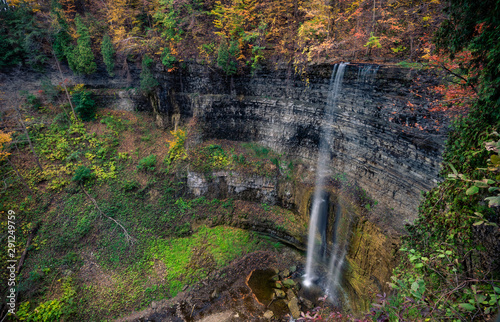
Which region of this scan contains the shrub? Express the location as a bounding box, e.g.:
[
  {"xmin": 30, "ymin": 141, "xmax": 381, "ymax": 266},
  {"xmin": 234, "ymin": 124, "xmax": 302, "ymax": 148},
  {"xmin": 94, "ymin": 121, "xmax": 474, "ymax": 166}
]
[
  {"xmin": 137, "ymin": 155, "xmax": 157, "ymax": 171},
  {"xmin": 72, "ymin": 166, "xmax": 94, "ymax": 184},
  {"xmin": 165, "ymin": 129, "xmax": 186, "ymax": 166},
  {"xmin": 122, "ymin": 180, "xmax": 140, "ymax": 191},
  {"xmin": 25, "ymin": 93, "xmax": 42, "ymax": 110},
  {"xmin": 72, "ymin": 87, "xmax": 96, "ymax": 121}
]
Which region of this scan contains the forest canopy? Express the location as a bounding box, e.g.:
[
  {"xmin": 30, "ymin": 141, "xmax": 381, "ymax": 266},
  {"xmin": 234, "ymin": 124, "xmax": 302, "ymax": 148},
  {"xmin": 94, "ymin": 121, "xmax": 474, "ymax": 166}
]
[{"xmin": 0, "ymin": 0, "xmax": 445, "ymax": 73}]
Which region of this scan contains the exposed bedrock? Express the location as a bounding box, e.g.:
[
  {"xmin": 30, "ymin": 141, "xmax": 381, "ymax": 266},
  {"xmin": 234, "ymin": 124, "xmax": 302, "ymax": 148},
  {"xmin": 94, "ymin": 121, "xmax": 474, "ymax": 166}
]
[{"xmin": 154, "ymin": 62, "xmax": 445, "ymax": 233}]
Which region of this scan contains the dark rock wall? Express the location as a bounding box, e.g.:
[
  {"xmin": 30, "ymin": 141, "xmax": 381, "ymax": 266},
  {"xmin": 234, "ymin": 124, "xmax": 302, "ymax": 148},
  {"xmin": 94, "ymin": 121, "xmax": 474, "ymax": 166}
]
[
  {"xmin": 1, "ymin": 62, "xmax": 445, "ymax": 233},
  {"xmin": 155, "ymin": 63, "xmax": 445, "ymax": 232}
]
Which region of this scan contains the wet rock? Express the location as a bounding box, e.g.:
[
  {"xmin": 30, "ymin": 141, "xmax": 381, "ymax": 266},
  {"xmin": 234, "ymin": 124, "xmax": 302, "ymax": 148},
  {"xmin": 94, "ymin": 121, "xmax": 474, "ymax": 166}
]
[
  {"xmin": 168, "ymin": 63, "xmax": 445, "ymax": 232},
  {"xmin": 287, "ymin": 296, "xmax": 301, "ymax": 319},
  {"xmin": 270, "ymin": 275, "xmax": 279, "ymax": 282},
  {"xmin": 299, "ymin": 296, "xmax": 313, "ymax": 310},
  {"xmin": 274, "ymin": 289, "xmax": 286, "ymax": 298},
  {"xmin": 263, "ymin": 310, "xmax": 274, "ymax": 319},
  {"xmin": 280, "ymin": 269, "xmax": 290, "ymax": 279},
  {"xmin": 274, "ymin": 281, "xmax": 282, "ymax": 289},
  {"xmin": 286, "ymin": 289, "xmax": 295, "ymax": 301},
  {"xmin": 282, "ymin": 279, "xmax": 296, "ymax": 288}
]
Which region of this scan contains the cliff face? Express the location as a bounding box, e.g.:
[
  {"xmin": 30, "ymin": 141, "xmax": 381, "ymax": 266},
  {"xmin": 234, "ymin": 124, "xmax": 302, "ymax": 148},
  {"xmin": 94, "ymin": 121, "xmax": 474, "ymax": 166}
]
[{"xmin": 154, "ymin": 63, "xmax": 445, "ymax": 232}]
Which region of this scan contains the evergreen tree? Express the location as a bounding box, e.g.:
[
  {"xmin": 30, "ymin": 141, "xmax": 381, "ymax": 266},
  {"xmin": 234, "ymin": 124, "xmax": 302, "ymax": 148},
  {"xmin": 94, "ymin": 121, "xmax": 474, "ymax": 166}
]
[
  {"xmin": 68, "ymin": 15, "xmax": 96, "ymax": 75},
  {"xmin": 217, "ymin": 40, "xmax": 238, "ymax": 75},
  {"xmin": 51, "ymin": 5, "xmax": 72, "ymax": 62},
  {"xmin": 101, "ymin": 34, "xmax": 115, "ymax": 76},
  {"xmin": 72, "ymin": 88, "xmax": 96, "ymax": 121},
  {"xmin": 0, "ymin": 3, "xmax": 48, "ymax": 70}
]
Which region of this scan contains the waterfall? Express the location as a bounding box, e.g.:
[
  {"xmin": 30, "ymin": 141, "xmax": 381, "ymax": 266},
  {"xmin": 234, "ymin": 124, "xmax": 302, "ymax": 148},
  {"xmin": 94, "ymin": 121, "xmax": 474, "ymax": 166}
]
[
  {"xmin": 325, "ymin": 202, "xmax": 349, "ymax": 301},
  {"xmin": 303, "ymin": 62, "xmax": 348, "ymax": 288}
]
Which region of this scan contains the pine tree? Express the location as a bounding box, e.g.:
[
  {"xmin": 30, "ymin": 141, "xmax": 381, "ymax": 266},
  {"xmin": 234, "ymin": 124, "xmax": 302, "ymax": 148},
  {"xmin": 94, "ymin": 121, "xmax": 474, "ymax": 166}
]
[
  {"xmin": 50, "ymin": 1, "xmax": 72, "ymax": 61},
  {"xmin": 101, "ymin": 33, "xmax": 115, "ymax": 76},
  {"xmin": 217, "ymin": 40, "xmax": 239, "ymax": 75},
  {"xmin": 68, "ymin": 15, "xmax": 96, "ymax": 75}
]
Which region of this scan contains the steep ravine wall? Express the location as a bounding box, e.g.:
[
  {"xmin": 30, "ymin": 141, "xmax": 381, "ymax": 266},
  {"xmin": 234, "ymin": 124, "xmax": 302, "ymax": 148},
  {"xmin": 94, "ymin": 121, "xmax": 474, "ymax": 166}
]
[{"xmin": 154, "ymin": 63, "xmax": 445, "ymax": 233}]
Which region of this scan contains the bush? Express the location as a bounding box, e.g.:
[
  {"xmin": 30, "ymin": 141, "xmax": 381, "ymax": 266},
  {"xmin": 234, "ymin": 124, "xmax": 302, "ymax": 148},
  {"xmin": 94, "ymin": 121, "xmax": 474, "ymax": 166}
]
[
  {"xmin": 72, "ymin": 166, "xmax": 94, "ymax": 184},
  {"xmin": 137, "ymin": 155, "xmax": 157, "ymax": 172},
  {"xmin": 72, "ymin": 88, "xmax": 96, "ymax": 121},
  {"xmin": 165, "ymin": 129, "xmax": 186, "ymax": 166},
  {"xmin": 122, "ymin": 180, "xmax": 140, "ymax": 191},
  {"xmin": 25, "ymin": 93, "xmax": 42, "ymax": 110}
]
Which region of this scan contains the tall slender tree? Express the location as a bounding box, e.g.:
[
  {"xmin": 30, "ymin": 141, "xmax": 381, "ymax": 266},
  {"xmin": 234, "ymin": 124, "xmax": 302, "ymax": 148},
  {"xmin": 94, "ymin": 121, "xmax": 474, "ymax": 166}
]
[
  {"xmin": 101, "ymin": 33, "xmax": 115, "ymax": 76},
  {"xmin": 68, "ymin": 15, "xmax": 96, "ymax": 74}
]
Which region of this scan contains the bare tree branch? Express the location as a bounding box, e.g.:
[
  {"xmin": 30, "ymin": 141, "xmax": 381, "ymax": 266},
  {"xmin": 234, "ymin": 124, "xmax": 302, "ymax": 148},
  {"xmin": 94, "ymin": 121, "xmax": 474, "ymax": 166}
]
[
  {"xmin": 439, "ymin": 63, "xmax": 478, "ymax": 94},
  {"xmin": 80, "ymin": 184, "xmax": 135, "ymax": 245}
]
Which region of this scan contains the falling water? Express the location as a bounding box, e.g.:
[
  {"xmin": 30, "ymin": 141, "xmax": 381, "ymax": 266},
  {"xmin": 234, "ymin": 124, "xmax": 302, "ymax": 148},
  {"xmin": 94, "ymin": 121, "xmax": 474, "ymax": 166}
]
[
  {"xmin": 304, "ymin": 62, "xmax": 348, "ymax": 288},
  {"xmin": 325, "ymin": 202, "xmax": 349, "ymax": 300},
  {"xmin": 358, "ymin": 64, "xmax": 379, "ymax": 85}
]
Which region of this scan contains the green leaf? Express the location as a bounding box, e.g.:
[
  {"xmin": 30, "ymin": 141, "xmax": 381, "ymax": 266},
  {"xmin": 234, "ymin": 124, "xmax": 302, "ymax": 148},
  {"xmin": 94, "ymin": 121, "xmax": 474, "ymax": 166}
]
[
  {"xmin": 449, "ymin": 163, "xmax": 458, "ymax": 176},
  {"xmin": 473, "ymin": 220, "xmax": 484, "ymax": 226},
  {"xmin": 411, "ymin": 281, "xmax": 419, "ymax": 291},
  {"xmin": 488, "ymin": 187, "xmax": 500, "ymax": 193},
  {"xmin": 485, "ymin": 196, "xmax": 500, "ymax": 207},
  {"xmin": 491, "ymin": 154, "xmax": 500, "ymax": 165},
  {"xmin": 458, "ymin": 303, "xmax": 475, "ymax": 311},
  {"xmin": 466, "ymin": 186, "xmax": 479, "ymax": 195},
  {"xmin": 473, "ymin": 181, "xmax": 489, "ymax": 188},
  {"xmin": 414, "ymin": 263, "xmax": 424, "ymax": 268},
  {"xmin": 487, "ymin": 179, "xmax": 495, "ymax": 184}
]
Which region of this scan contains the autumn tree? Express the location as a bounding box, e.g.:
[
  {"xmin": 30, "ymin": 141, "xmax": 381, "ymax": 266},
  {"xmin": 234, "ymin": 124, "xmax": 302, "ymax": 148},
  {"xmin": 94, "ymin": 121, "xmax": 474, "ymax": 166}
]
[
  {"xmin": 210, "ymin": 0, "xmax": 267, "ymax": 71},
  {"xmin": 262, "ymin": 0, "xmax": 304, "ymax": 63},
  {"xmin": 297, "ymin": 0, "xmax": 335, "ymax": 50},
  {"xmin": 60, "ymin": 0, "xmax": 76, "ymax": 23},
  {"xmin": 0, "ymin": 131, "xmax": 12, "ymax": 162}
]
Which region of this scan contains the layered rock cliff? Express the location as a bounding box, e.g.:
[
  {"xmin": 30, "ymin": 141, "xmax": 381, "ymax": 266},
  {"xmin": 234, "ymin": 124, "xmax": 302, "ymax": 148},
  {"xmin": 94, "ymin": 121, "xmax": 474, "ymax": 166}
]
[{"xmin": 153, "ymin": 62, "xmax": 445, "ymax": 233}]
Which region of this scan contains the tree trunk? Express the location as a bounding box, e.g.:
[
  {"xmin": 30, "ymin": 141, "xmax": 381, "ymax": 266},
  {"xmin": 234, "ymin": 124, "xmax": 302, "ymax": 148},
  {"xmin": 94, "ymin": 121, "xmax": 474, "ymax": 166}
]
[{"xmin": 53, "ymin": 53, "xmax": 77, "ymax": 119}]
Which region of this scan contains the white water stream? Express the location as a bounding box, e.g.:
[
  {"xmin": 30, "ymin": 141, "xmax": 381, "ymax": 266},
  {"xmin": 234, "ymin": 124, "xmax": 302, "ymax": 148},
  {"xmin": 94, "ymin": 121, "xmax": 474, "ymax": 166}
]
[{"xmin": 303, "ymin": 62, "xmax": 348, "ymax": 288}]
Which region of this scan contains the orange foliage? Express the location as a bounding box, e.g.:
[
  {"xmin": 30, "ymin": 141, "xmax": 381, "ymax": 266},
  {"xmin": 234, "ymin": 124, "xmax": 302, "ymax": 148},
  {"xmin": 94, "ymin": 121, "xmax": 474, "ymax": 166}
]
[
  {"xmin": 428, "ymin": 50, "xmax": 478, "ymax": 117},
  {"xmin": 0, "ymin": 131, "xmax": 12, "ymax": 162}
]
